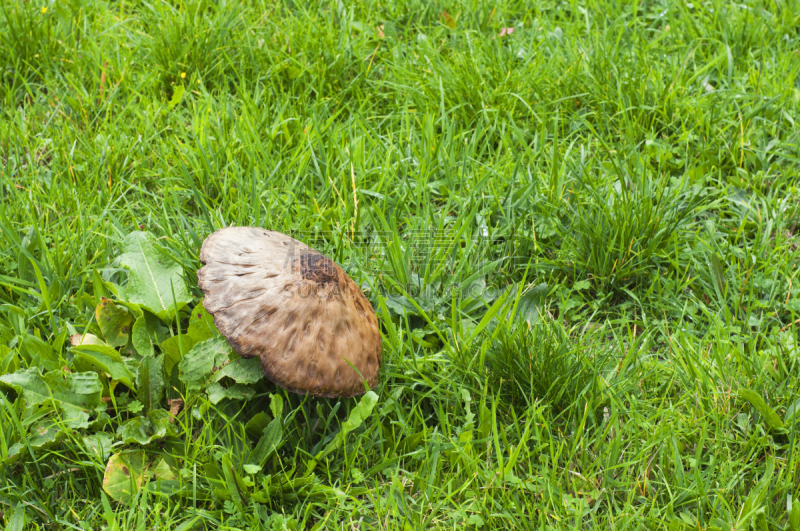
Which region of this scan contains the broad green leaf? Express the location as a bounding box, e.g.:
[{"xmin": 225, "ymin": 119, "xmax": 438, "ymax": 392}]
[
  {"xmin": 117, "ymin": 232, "xmax": 191, "ymax": 321},
  {"xmin": 178, "ymin": 337, "xmax": 231, "ymax": 391},
  {"xmin": 148, "ymin": 408, "xmax": 175, "ymax": 433},
  {"xmin": 19, "ymin": 333, "xmax": 59, "ymax": 371},
  {"xmin": 0, "ymin": 368, "xmax": 102, "ymax": 413},
  {"xmin": 95, "ymin": 298, "xmax": 133, "ymax": 347},
  {"xmin": 63, "ymin": 410, "xmax": 90, "ymax": 429},
  {"xmin": 101, "ymin": 450, "xmax": 179, "ymax": 505},
  {"xmin": 207, "ymin": 382, "xmax": 255, "ymax": 404},
  {"xmin": 210, "ymin": 357, "xmax": 262, "ymax": 385},
  {"xmin": 123, "ymin": 358, "xmax": 141, "ymax": 381},
  {"xmin": 221, "ymin": 453, "xmax": 247, "ymax": 511},
  {"xmin": 187, "ymin": 301, "xmax": 220, "ymax": 344},
  {"xmin": 117, "ymin": 409, "xmax": 175, "ymax": 445},
  {"xmin": 115, "ymin": 300, "xmax": 143, "ymax": 320},
  {"xmin": 137, "ymin": 355, "xmax": 164, "ymax": 412},
  {"xmin": 245, "ymin": 412, "xmax": 272, "ymax": 440},
  {"xmin": 3, "ymin": 443, "xmax": 24, "ymax": 466},
  {"xmin": 84, "ymin": 432, "xmax": 114, "ymax": 461},
  {"xmin": 92, "ymin": 268, "xmax": 116, "ymax": 305},
  {"xmin": 306, "ymin": 391, "xmax": 378, "ymax": 474},
  {"xmin": 132, "ymin": 311, "xmax": 169, "ymax": 357},
  {"xmin": 132, "ymin": 316, "xmax": 154, "ymax": 357},
  {"xmin": 160, "ymin": 334, "xmax": 195, "ymax": 377},
  {"xmin": 118, "ymin": 416, "xmax": 163, "ymax": 445},
  {"xmin": 73, "ymin": 344, "xmax": 136, "ymax": 389},
  {"xmin": 3, "ymin": 418, "xmax": 64, "ymax": 466},
  {"xmin": 384, "ymin": 295, "xmax": 419, "ymax": 317},
  {"xmin": 397, "ymin": 426, "xmax": 428, "ymax": 454},
  {"xmin": 89, "ymin": 411, "xmax": 112, "ymax": 431},
  {"xmin": 341, "ymin": 391, "xmax": 379, "ymax": 433},
  {"xmin": 151, "ymin": 458, "xmax": 176, "ymax": 480},
  {"xmin": 149, "ymin": 457, "xmax": 182, "ymax": 496},
  {"xmin": 28, "ymin": 420, "xmax": 62, "ymax": 449},
  {"xmin": 269, "ymin": 393, "xmax": 283, "ymax": 419},
  {"xmin": 246, "ymin": 418, "xmax": 283, "ymax": 469},
  {"xmin": 739, "ymin": 389, "xmax": 785, "ymax": 431}
]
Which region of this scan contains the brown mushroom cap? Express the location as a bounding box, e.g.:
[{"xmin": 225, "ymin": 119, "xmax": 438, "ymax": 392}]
[{"xmin": 197, "ymin": 227, "xmax": 382, "ymax": 398}]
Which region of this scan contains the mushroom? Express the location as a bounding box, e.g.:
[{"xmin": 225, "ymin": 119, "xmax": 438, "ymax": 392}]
[{"xmin": 197, "ymin": 226, "xmax": 382, "ymax": 398}]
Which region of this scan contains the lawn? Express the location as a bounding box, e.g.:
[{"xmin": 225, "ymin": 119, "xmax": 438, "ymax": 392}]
[{"xmin": 1, "ymin": 0, "xmax": 800, "ymax": 528}]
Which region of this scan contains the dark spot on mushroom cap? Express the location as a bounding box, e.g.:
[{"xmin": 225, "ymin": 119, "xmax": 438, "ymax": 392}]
[{"xmin": 300, "ymin": 253, "xmax": 339, "ymax": 286}]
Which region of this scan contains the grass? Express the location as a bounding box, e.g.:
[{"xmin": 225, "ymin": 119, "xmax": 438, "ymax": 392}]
[{"xmin": 1, "ymin": 0, "xmax": 800, "ymax": 528}]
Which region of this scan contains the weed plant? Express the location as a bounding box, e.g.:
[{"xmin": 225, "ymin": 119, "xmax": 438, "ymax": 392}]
[{"xmin": 1, "ymin": 0, "xmax": 800, "ymax": 529}]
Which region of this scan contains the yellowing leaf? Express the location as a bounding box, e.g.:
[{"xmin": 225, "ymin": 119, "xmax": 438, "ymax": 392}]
[
  {"xmin": 103, "ymin": 451, "xmax": 147, "ymax": 504},
  {"xmin": 95, "ymin": 298, "xmax": 133, "ymax": 347},
  {"xmin": 442, "ymin": 10, "xmax": 456, "ymax": 29},
  {"xmin": 70, "ymin": 333, "xmax": 106, "ymax": 347}
]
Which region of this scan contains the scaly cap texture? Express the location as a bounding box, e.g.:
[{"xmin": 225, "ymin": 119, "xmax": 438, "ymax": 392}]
[{"xmin": 197, "ymin": 226, "xmax": 381, "ymax": 398}]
